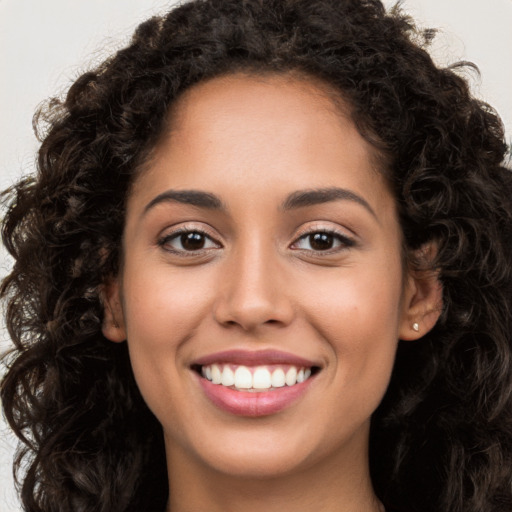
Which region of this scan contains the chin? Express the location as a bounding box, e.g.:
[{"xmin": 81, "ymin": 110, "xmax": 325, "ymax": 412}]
[
  {"xmin": 201, "ymin": 447, "xmax": 314, "ymax": 479},
  {"xmin": 164, "ymin": 419, "xmax": 326, "ymax": 480}
]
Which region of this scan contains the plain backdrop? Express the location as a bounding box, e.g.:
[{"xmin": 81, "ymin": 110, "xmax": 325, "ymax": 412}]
[{"xmin": 1, "ymin": 1, "xmax": 511, "ymax": 510}]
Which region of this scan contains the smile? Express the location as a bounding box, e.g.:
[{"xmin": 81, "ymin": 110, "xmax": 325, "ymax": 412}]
[
  {"xmin": 192, "ymin": 350, "xmax": 321, "ymax": 416},
  {"xmin": 200, "ymin": 364, "xmax": 314, "ymax": 391}
]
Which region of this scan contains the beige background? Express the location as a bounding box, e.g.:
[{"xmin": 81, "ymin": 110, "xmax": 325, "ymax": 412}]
[{"xmin": 1, "ymin": 1, "xmax": 511, "ymax": 510}]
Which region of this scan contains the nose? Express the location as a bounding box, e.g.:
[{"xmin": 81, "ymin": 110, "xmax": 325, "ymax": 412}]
[{"xmin": 213, "ymin": 240, "xmax": 295, "ymax": 332}]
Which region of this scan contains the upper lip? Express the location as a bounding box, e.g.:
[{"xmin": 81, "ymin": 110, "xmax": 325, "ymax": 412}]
[{"xmin": 192, "ymin": 349, "xmax": 320, "ymax": 368}]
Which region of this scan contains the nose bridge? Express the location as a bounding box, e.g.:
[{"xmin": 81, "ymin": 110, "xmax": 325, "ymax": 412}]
[{"xmin": 214, "ymin": 231, "xmax": 293, "ymax": 330}]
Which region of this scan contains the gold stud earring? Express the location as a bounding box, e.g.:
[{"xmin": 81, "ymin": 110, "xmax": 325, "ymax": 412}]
[{"xmin": 412, "ymin": 322, "xmax": 420, "ymax": 332}]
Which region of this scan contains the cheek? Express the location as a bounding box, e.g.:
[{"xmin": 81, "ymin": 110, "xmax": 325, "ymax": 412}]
[
  {"xmin": 123, "ymin": 263, "xmax": 214, "ymax": 344},
  {"xmin": 299, "ymin": 257, "xmax": 404, "ymax": 396},
  {"xmin": 120, "ymin": 264, "xmax": 214, "ymax": 411},
  {"xmin": 303, "ymin": 261, "xmax": 404, "ymax": 343}
]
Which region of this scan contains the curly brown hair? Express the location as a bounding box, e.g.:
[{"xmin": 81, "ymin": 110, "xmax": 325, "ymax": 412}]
[{"xmin": 2, "ymin": 0, "xmax": 512, "ymax": 511}]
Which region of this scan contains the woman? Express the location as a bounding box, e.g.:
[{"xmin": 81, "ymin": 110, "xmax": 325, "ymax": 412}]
[{"xmin": 1, "ymin": 0, "xmax": 511, "ymax": 511}]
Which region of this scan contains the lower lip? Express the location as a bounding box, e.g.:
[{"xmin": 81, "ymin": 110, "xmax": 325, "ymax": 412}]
[{"xmin": 197, "ymin": 374, "xmax": 315, "ymax": 417}]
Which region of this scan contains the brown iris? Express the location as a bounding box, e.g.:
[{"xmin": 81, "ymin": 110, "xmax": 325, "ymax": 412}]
[
  {"xmin": 181, "ymin": 232, "xmax": 206, "ymax": 250},
  {"xmin": 309, "ymin": 233, "xmax": 335, "ymax": 250}
]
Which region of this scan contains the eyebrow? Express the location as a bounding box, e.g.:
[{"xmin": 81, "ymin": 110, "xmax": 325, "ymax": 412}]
[
  {"xmin": 281, "ymin": 187, "xmax": 377, "ymax": 218},
  {"xmin": 143, "ymin": 186, "xmax": 376, "ymax": 218},
  {"xmin": 144, "ymin": 190, "xmax": 225, "ymax": 213}
]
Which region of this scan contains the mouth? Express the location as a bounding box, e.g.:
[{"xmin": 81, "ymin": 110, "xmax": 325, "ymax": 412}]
[
  {"xmin": 192, "ymin": 363, "xmax": 320, "ymax": 392},
  {"xmin": 191, "ymin": 350, "xmax": 322, "ymax": 416}
]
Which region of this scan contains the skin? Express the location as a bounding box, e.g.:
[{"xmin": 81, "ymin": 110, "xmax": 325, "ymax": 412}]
[{"xmin": 103, "ymin": 73, "xmax": 442, "ymax": 512}]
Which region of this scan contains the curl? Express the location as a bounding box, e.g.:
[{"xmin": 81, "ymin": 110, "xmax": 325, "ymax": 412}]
[{"xmin": 2, "ymin": 1, "xmax": 511, "ymax": 510}]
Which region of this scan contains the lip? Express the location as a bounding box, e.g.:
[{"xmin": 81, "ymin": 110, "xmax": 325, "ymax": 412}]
[
  {"xmin": 192, "ymin": 349, "xmax": 320, "ymax": 417},
  {"xmin": 192, "ymin": 349, "xmax": 319, "ymax": 367},
  {"xmin": 196, "ymin": 373, "xmax": 316, "ymax": 417}
]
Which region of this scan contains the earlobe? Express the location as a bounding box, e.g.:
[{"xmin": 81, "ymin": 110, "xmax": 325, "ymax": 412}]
[
  {"xmin": 399, "ymin": 262, "xmax": 443, "ymax": 341},
  {"xmin": 101, "ymin": 278, "xmax": 127, "ymax": 343}
]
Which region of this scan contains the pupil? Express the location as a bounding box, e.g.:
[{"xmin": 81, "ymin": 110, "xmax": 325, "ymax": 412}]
[
  {"xmin": 181, "ymin": 232, "xmax": 205, "ymax": 250},
  {"xmin": 310, "ymin": 233, "xmax": 333, "ymax": 250}
]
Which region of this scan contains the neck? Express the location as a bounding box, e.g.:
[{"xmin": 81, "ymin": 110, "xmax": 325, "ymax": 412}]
[{"xmin": 164, "ymin": 435, "xmax": 384, "ymax": 512}]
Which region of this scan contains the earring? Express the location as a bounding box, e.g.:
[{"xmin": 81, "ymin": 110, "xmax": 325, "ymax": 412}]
[{"xmin": 412, "ymin": 322, "xmax": 420, "ymax": 332}]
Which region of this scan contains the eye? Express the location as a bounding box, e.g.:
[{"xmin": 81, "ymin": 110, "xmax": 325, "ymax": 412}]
[
  {"xmin": 158, "ymin": 229, "xmax": 220, "ymax": 253},
  {"xmin": 291, "ymin": 230, "xmax": 355, "ymax": 252}
]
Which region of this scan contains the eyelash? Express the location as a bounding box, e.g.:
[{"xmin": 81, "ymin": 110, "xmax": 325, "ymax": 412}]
[
  {"xmin": 157, "ymin": 227, "xmax": 221, "ymax": 256},
  {"xmin": 290, "ymin": 228, "xmax": 356, "ymax": 254},
  {"xmin": 157, "ymin": 227, "xmax": 356, "ymax": 256}
]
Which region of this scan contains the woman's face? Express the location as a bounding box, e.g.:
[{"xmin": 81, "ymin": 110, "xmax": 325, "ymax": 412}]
[{"xmin": 104, "ymin": 74, "xmax": 426, "ymax": 479}]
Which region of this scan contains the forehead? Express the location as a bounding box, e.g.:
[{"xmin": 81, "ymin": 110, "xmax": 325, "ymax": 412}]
[
  {"xmin": 172, "ymin": 72, "xmax": 348, "ymax": 124},
  {"xmin": 167, "ymin": 73, "xmax": 355, "ymax": 157},
  {"xmin": 130, "ymin": 73, "xmax": 393, "ymax": 218}
]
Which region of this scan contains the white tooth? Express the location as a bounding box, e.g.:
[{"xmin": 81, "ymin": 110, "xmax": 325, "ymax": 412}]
[
  {"xmin": 296, "ymin": 368, "xmax": 305, "ymax": 383},
  {"xmin": 285, "ymin": 367, "xmax": 297, "ymax": 386},
  {"xmin": 253, "ymin": 367, "xmax": 272, "ymax": 389},
  {"xmin": 271, "ymin": 368, "xmax": 286, "ymax": 388},
  {"xmin": 221, "ymin": 366, "xmax": 235, "ymax": 387},
  {"xmin": 211, "ymin": 364, "xmax": 222, "ymax": 384},
  {"xmin": 304, "ymin": 368, "xmax": 312, "ymax": 380},
  {"xmin": 205, "ymin": 366, "xmax": 212, "ymax": 381},
  {"xmin": 234, "ymin": 366, "xmax": 252, "ymax": 389}
]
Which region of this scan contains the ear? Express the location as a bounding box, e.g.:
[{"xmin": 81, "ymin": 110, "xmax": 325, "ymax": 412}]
[
  {"xmin": 100, "ymin": 277, "xmax": 127, "ymax": 343},
  {"xmin": 399, "ymin": 245, "xmax": 443, "ymax": 341}
]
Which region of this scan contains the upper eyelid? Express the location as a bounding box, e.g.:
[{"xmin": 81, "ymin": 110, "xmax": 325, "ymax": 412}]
[
  {"xmin": 160, "ymin": 228, "xmax": 217, "ymax": 242},
  {"xmin": 292, "ymin": 231, "xmax": 355, "ymax": 247},
  {"xmin": 157, "ymin": 225, "xmax": 223, "ymax": 251},
  {"xmin": 292, "ymin": 222, "xmax": 356, "ymax": 240},
  {"xmin": 156, "ymin": 222, "xmax": 356, "ymax": 246},
  {"xmin": 159, "ymin": 222, "xmax": 221, "ymax": 239},
  {"xmin": 157, "ymin": 233, "xmax": 221, "ymax": 261},
  {"xmin": 289, "ymin": 223, "xmax": 358, "ymax": 252}
]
